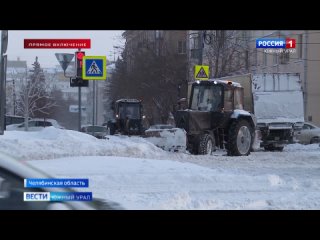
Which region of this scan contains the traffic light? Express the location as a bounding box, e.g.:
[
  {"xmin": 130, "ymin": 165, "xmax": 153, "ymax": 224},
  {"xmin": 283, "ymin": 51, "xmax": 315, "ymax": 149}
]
[
  {"xmin": 71, "ymin": 51, "xmax": 88, "ymax": 87},
  {"xmin": 75, "ymin": 51, "xmax": 85, "ymax": 77}
]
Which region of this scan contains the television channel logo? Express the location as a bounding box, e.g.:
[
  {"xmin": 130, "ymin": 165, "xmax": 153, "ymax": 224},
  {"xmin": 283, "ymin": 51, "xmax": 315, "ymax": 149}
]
[{"xmin": 256, "ymin": 38, "xmax": 296, "ymax": 49}]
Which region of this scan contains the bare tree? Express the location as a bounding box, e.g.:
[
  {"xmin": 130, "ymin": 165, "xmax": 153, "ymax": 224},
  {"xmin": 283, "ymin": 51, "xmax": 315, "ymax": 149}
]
[
  {"xmin": 6, "ymin": 67, "xmax": 27, "ymax": 116},
  {"xmin": 203, "ymin": 30, "xmax": 250, "ymax": 78},
  {"xmin": 15, "ymin": 57, "xmax": 56, "ymax": 131},
  {"xmin": 107, "ymin": 33, "xmax": 188, "ymax": 124}
]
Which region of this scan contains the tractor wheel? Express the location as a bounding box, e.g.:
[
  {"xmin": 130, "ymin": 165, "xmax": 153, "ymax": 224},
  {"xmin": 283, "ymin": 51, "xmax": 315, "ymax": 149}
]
[
  {"xmin": 275, "ymin": 146, "xmax": 284, "ymax": 151},
  {"xmin": 310, "ymin": 137, "xmax": 320, "ymax": 144},
  {"xmin": 108, "ymin": 124, "xmax": 116, "ymax": 135},
  {"xmin": 227, "ymin": 120, "xmax": 253, "ymax": 156},
  {"xmin": 198, "ymin": 134, "xmax": 214, "ymax": 155}
]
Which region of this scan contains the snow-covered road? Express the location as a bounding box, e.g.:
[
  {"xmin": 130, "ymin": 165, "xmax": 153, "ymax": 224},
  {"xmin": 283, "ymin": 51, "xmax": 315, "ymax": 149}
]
[{"xmin": 2, "ymin": 127, "xmax": 320, "ymax": 209}]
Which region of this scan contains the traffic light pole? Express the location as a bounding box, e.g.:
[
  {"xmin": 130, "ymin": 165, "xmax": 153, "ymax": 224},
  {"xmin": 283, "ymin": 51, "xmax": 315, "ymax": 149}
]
[
  {"xmin": 75, "ymin": 48, "xmax": 82, "ymax": 132},
  {"xmin": 78, "ymin": 85, "xmax": 81, "ymax": 131},
  {"xmin": 92, "ymin": 80, "xmax": 95, "ymax": 136},
  {"xmin": 77, "ymin": 48, "xmax": 82, "ymax": 132}
]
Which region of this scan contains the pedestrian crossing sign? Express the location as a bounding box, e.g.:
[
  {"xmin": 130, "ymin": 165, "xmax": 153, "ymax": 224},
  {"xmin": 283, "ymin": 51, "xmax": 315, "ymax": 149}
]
[
  {"xmin": 82, "ymin": 56, "xmax": 107, "ymax": 80},
  {"xmin": 194, "ymin": 65, "xmax": 209, "ymax": 80}
]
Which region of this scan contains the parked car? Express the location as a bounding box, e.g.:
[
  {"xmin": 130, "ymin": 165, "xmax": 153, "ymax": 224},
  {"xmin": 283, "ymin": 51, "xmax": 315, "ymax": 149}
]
[
  {"xmin": 5, "ymin": 115, "xmax": 31, "ymax": 126},
  {"xmin": 81, "ymin": 125, "xmax": 109, "ymax": 139},
  {"xmin": 0, "ymin": 152, "xmax": 122, "ymax": 210},
  {"xmin": 294, "ymin": 122, "xmax": 320, "ymax": 144},
  {"xmin": 6, "ymin": 118, "xmax": 64, "ymax": 131}
]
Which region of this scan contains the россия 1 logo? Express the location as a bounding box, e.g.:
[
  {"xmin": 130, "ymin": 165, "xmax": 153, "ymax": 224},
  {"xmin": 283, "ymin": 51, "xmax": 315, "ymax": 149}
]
[{"xmin": 256, "ymin": 38, "xmax": 296, "ymax": 48}]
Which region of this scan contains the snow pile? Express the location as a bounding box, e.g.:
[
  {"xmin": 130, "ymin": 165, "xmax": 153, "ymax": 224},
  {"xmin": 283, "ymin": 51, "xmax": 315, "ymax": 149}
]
[
  {"xmin": 0, "ymin": 127, "xmax": 168, "ymax": 161},
  {"xmin": 284, "ymin": 143, "xmax": 320, "ymax": 152},
  {"xmin": 30, "ymin": 155, "xmax": 320, "ymax": 210},
  {"xmin": 2, "ymin": 126, "xmax": 320, "ymax": 209}
]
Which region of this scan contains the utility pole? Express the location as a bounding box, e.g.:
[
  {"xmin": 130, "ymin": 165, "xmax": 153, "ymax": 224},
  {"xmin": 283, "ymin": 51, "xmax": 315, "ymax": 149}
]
[
  {"xmin": 303, "ymin": 31, "xmax": 308, "ymax": 121},
  {"xmin": 0, "ymin": 30, "xmax": 8, "ymax": 135}
]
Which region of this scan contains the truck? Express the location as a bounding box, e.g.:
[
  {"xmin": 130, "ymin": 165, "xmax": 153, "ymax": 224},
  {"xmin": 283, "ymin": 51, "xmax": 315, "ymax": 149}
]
[
  {"xmin": 218, "ymin": 73, "xmax": 304, "ymax": 151},
  {"xmin": 174, "ymin": 79, "xmax": 257, "ymax": 156}
]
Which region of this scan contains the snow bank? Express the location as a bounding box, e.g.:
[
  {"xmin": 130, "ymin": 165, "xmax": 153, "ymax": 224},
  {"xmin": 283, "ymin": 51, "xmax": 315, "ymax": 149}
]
[
  {"xmin": 2, "ymin": 126, "xmax": 320, "ymax": 209},
  {"xmin": 30, "ymin": 155, "xmax": 320, "ymax": 210},
  {"xmin": 0, "ymin": 127, "xmax": 168, "ymax": 161}
]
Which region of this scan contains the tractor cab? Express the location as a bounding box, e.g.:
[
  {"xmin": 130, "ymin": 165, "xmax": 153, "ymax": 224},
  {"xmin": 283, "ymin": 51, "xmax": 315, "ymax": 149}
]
[
  {"xmin": 189, "ymin": 80, "xmax": 244, "ymax": 112},
  {"xmin": 108, "ymin": 99, "xmax": 144, "ymax": 135}
]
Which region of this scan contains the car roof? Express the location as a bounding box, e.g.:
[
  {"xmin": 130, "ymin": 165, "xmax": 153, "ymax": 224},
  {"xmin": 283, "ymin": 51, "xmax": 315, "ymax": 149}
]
[
  {"xmin": 30, "ymin": 118, "xmax": 58, "ymax": 122},
  {"xmin": 304, "ymin": 122, "xmax": 319, "ymax": 128}
]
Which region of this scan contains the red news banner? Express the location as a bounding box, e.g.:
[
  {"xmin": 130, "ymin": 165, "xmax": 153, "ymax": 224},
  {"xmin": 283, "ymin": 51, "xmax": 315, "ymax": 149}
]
[{"xmin": 24, "ymin": 39, "xmax": 91, "ymax": 49}]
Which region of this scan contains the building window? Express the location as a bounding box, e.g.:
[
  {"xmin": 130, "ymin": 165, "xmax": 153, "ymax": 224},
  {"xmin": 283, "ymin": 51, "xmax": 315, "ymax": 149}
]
[
  {"xmin": 190, "ymin": 34, "xmax": 200, "ymax": 59},
  {"xmin": 190, "ymin": 35, "xmax": 200, "ymax": 50},
  {"xmin": 263, "ymin": 52, "xmax": 267, "ymax": 66},
  {"xmin": 178, "ymin": 41, "xmax": 186, "ymax": 54},
  {"xmin": 273, "ymin": 53, "xmax": 278, "ymax": 65},
  {"xmin": 280, "ymin": 52, "xmax": 289, "ymax": 64},
  {"xmin": 155, "ymin": 30, "xmax": 163, "ymax": 39},
  {"xmin": 308, "ymin": 116, "xmax": 312, "ymax": 122},
  {"xmin": 241, "ymin": 31, "xmax": 247, "ymax": 40},
  {"xmin": 245, "ymin": 50, "xmax": 249, "ymax": 70},
  {"xmin": 252, "ymin": 49, "xmax": 258, "ymax": 66},
  {"xmin": 236, "ymin": 52, "xmax": 241, "ymax": 67}
]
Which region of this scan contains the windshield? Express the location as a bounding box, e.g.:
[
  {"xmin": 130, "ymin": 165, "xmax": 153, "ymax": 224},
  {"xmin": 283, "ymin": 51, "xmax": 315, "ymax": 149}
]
[
  {"xmin": 190, "ymin": 85, "xmax": 223, "ymax": 111},
  {"xmin": 119, "ymin": 104, "xmax": 140, "ymax": 119}
]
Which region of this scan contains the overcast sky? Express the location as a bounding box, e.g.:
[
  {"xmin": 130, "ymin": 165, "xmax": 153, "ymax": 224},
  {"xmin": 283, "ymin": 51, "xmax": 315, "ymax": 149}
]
[{"xmin": 7, "ymin": 31, "xmax": 124, "ymax": 68}]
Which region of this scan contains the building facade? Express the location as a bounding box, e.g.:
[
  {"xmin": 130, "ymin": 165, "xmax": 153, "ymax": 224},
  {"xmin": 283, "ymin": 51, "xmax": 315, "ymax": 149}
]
[
  {"xmin": 188, "ymin": 30, "xmax": 320, "ymax": 125},
  {"xmin": 123, "ymin": 30, "xmax": 187, "ymax": 71}
]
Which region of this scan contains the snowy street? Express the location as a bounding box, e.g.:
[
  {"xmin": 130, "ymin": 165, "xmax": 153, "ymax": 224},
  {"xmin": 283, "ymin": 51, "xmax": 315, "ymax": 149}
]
[{"xmin": 1, "ymin": 127, "xmax": 320, "ymax": 209}]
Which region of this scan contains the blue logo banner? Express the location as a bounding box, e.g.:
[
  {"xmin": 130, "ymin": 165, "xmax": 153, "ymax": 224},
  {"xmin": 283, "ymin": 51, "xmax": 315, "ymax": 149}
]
[
  {"xmin": 24, "ymin": 178, "xmax": 89, "ymax": 188},
  {"xmin": 256, "ymin": 38, "xmax": 286, "ymax": 48}
]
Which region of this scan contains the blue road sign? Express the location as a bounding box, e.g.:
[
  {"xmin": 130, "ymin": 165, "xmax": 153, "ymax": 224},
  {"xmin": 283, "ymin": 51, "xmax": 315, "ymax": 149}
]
[{"xmin": 82, "ymin": 56, "xmax": 107, "ymax": 80}]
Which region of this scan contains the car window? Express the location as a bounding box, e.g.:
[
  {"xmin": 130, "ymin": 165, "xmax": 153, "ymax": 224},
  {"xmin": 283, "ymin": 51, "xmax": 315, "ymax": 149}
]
[
  {"xmin": 303, "ymin": 124, "xmax": 313, "ymax": 130},
  {"xmin": 28, "ymin": 121, "xmax": 37, "ymax": 127},
  {"xmin": 37, "ymin": 121, "xmax": 53, "ymax": 127},
  {"xmin": 5, "ymin": 116, "xmax": 26, "ymax": 125}
]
